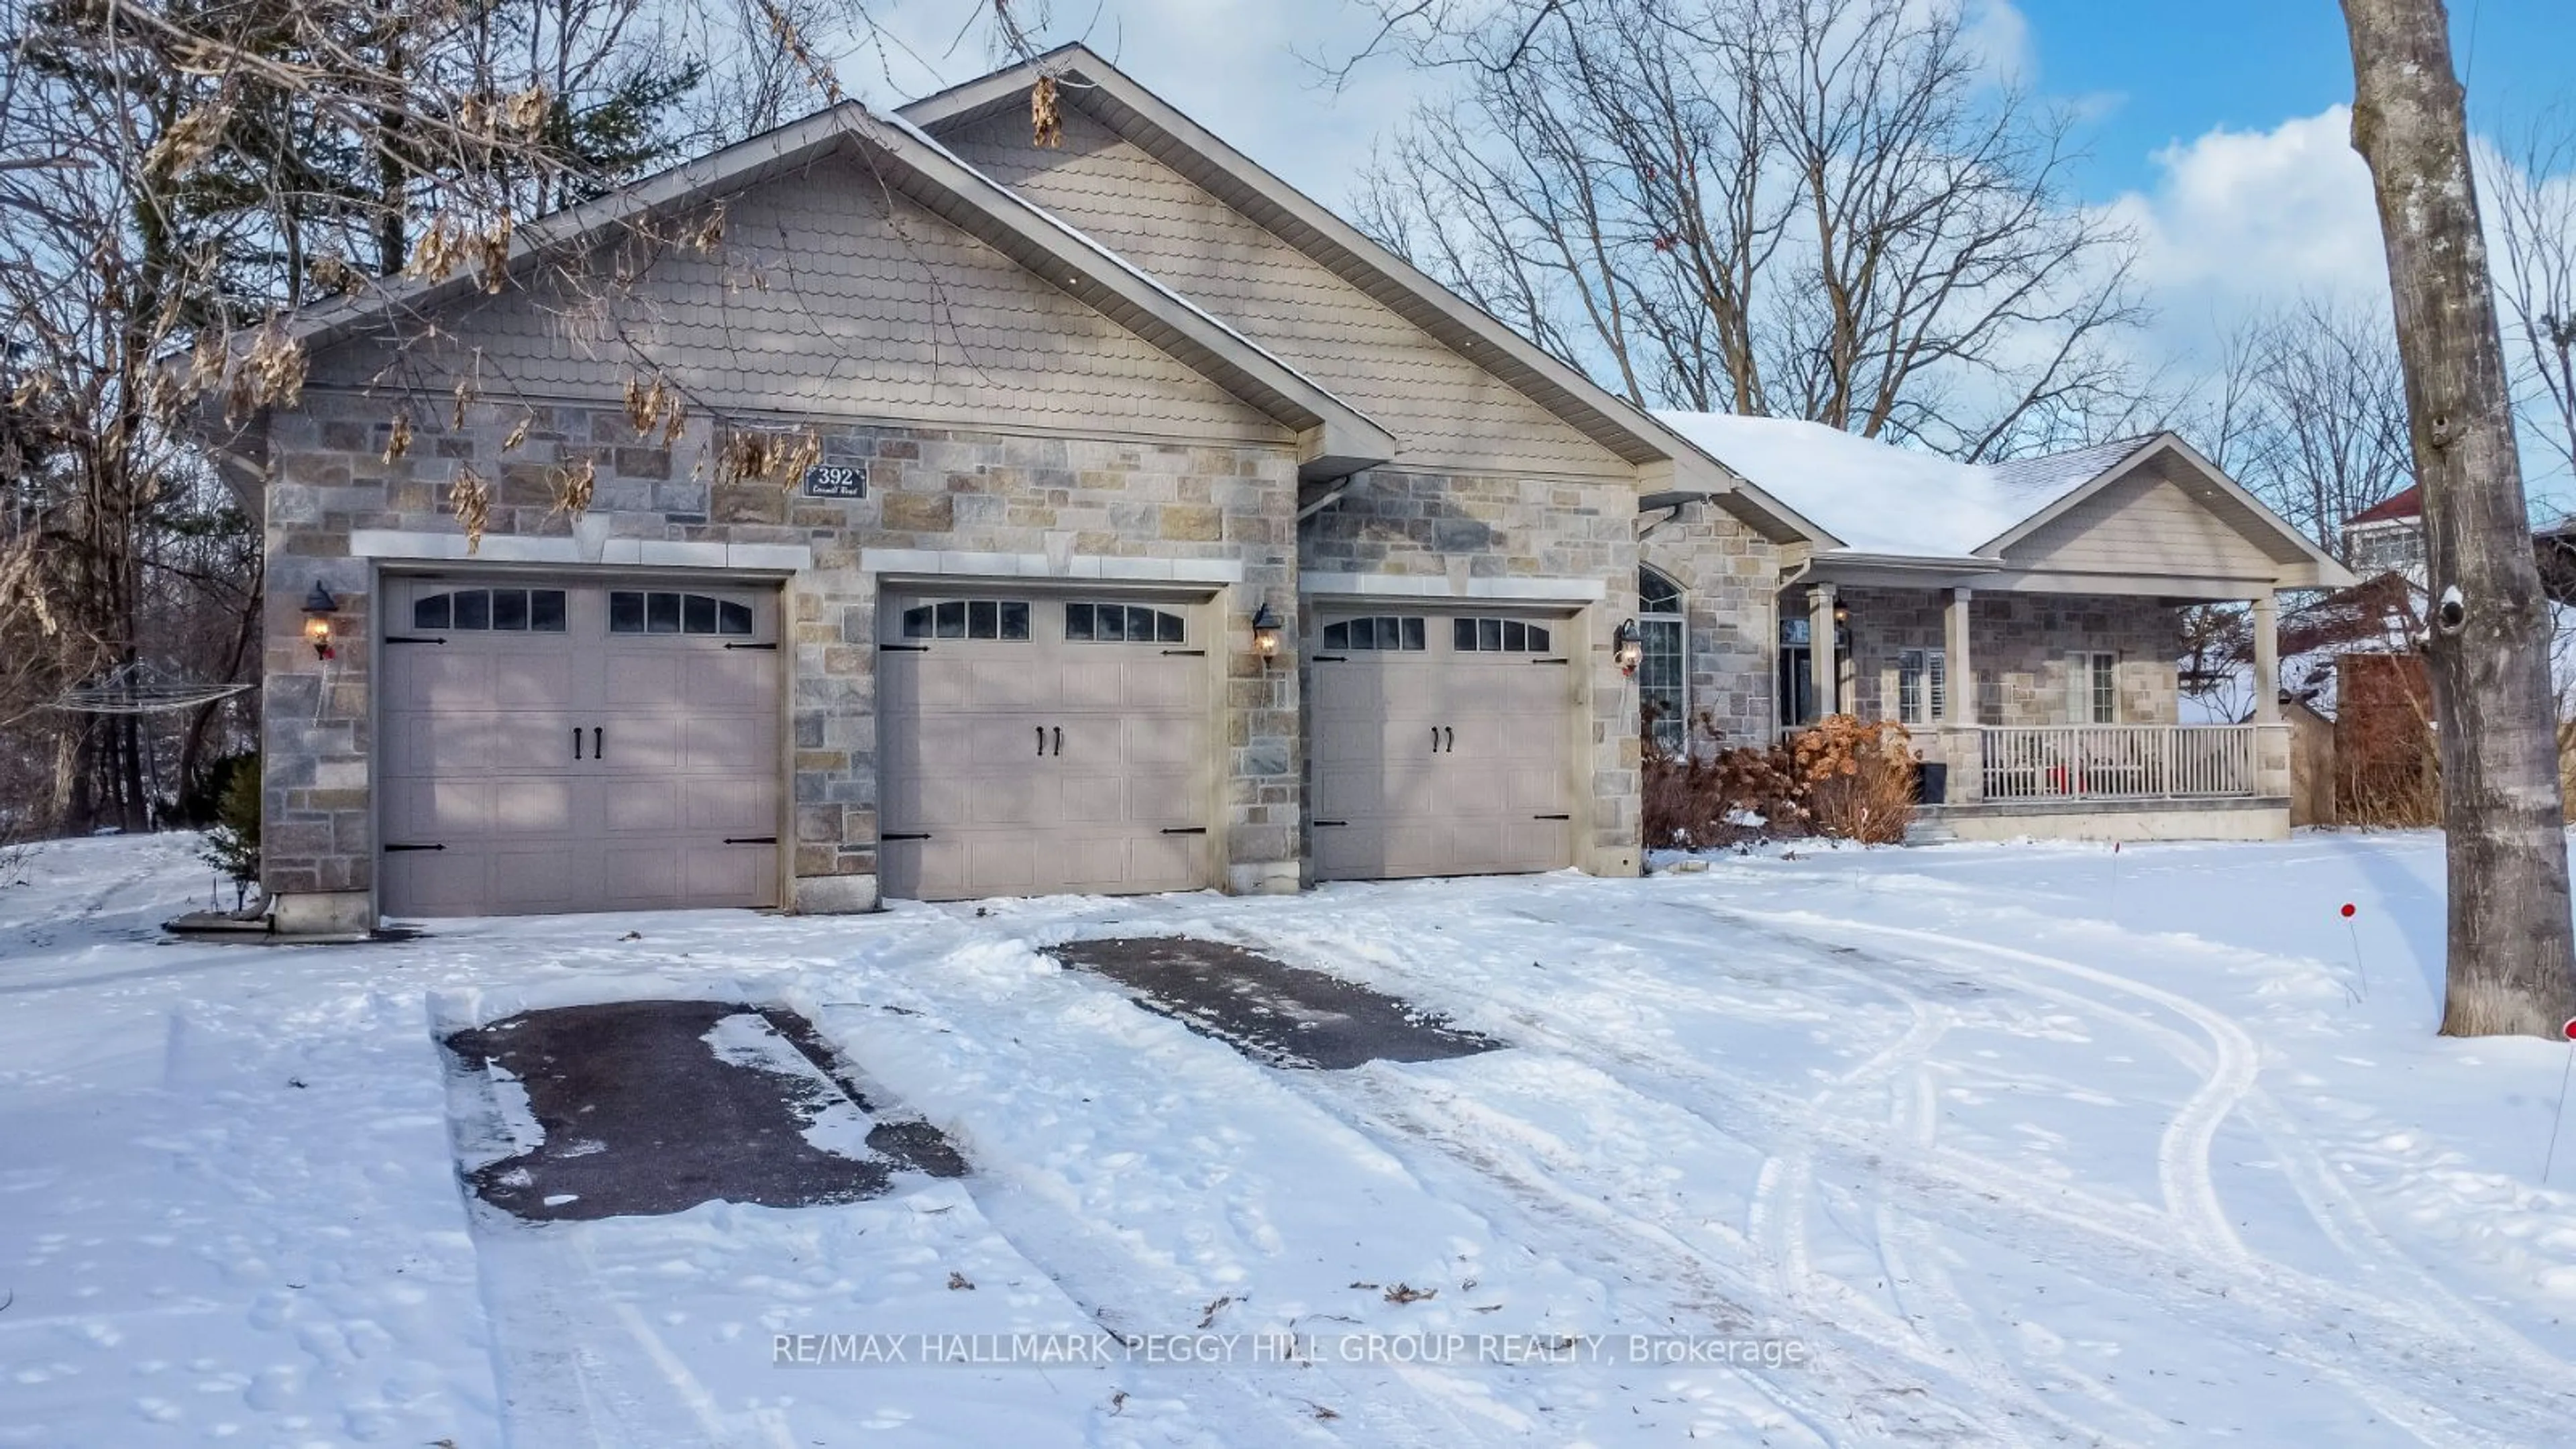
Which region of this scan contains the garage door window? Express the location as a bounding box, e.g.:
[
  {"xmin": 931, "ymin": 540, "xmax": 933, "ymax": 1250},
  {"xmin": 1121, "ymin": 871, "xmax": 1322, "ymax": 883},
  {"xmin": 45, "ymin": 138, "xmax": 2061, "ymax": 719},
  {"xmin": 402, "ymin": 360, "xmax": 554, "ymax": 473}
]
[
  {"xmin": 1321, "ymin": 616, "xmax": 1426, "ymax": 651},
  {"xmin": 1065, "ymin": 602, "xmax": 1183, "ymax": 643},
  {"xmin": 1453, "ymin": 617, "xmax": 1552, "ymax": 653},
  {"xmin": 900, "ymin": 599, "xmax": 1032, "ymax": 641},
  {"xmin": 413, "ymin": 588, "xmax": 568, "ymax": 633},
  {"xmin": 609, "ymin": 590, "xmax": 754, "ymax": 636}
]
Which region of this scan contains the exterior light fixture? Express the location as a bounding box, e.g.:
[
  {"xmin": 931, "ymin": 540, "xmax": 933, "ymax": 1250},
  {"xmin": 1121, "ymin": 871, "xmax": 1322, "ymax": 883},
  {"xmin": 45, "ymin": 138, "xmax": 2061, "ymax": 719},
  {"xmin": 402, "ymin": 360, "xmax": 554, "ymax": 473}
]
[
  {"xmin": 1250, "ymin": 602, "xmax": 1284, "ymax": 663},
  {"xmin": 1833, "ymin": 602, "xmax": 1850, "ymax": 625},
  {"xmin": 301, "ymin": 581, "xmax": 339, "ymax": 660},
  {"xmin": 1613, "ymin": 618, "xmax": 1643, "ymax": 676}
]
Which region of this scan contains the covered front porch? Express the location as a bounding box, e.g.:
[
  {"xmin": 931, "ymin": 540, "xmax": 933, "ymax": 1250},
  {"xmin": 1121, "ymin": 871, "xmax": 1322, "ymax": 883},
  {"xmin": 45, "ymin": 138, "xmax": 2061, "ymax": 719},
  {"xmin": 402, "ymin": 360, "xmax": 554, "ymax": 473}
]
[{"xmin": 1782, "ymin": 572, "xmax": 2292, "ymax": 843}]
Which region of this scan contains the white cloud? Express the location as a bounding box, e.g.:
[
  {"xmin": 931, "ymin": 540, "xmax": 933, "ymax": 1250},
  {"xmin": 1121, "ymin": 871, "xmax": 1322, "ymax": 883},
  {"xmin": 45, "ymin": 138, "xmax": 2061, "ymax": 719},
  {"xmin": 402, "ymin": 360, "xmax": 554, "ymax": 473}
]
[{"xmin": 2113, "ymin": 106, "xmax": 2393, "ymax": 315}]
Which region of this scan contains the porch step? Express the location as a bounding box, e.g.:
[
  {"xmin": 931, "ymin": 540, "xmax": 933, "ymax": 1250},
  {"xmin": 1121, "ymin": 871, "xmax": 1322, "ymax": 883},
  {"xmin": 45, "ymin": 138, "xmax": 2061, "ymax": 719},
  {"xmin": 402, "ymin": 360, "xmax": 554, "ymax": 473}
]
[{"xmin": 1904, "ymin": 811, "xmax": 1959, "ymax": 845}]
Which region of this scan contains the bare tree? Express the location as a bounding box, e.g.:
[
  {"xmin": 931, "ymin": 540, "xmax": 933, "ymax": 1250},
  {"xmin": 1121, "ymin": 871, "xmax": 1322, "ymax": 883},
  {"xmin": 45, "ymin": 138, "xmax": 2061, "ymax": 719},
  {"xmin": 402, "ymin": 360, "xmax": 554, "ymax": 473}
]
[
  {"xmin": 2343, "ymin": 0, "xmax": 2576, "ymax": 1037},
  {"xmin": 2488, "ymin": 111, "xmax": 2576, "ymax": 502},
  {"xmin": 1352, "ymin": 0, "xmax": 2146, "ymax": 460}
]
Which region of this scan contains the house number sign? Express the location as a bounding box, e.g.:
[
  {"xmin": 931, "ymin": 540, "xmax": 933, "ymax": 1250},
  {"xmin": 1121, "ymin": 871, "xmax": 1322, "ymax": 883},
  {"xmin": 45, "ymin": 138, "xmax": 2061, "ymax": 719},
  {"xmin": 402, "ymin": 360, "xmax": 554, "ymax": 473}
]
[{"xmin": 801, "ymin": 463, "xmax": 867, "ymax": 498}]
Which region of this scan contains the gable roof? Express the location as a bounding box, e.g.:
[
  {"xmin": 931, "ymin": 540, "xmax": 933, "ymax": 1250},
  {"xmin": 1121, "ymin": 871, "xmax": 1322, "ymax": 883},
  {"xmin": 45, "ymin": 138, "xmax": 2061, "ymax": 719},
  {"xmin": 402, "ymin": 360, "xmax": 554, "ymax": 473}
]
[
  {"xmin": 2347, "ymin": 484, "xmax": 2423, "ymax": 527},
  {"xmin": 1653, "ymin": 413, "xmax": 2357, "ymax": 589},
  {"xmin": 899, "ymin": 45, "xmax": 1827, "ymax": 546},
  {"xmin": 1982, "ymin": 433, "xmax": 2353, "ymax": 588},
  {"xmin": 262, "ymin": 104, "xmax": 1398, "ymax": 482}
]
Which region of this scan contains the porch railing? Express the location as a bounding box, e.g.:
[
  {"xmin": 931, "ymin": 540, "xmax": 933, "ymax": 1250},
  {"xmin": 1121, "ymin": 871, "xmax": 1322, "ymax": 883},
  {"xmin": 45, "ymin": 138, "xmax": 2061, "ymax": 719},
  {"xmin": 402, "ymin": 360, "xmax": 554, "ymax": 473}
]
[{"xmin": 1977, "ymin": 724, "xmax": 2259, "ymax": 801}]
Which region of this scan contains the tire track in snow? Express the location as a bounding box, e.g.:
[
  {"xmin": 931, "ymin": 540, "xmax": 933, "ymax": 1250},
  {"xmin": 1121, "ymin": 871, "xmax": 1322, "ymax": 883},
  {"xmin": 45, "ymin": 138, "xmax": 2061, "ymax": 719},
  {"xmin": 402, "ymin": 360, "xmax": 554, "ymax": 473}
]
[
  {"xmin": 1706, "ymin": 908, "xmax": 2563, "ymax": 1448},
  {"xmin": 1253, "ymin": 901, "xmax": 2560, "ymax": 1447},
  {"xmin": 1708, "ymin": 904, "xmax": 2255, "ymax": 1269}
]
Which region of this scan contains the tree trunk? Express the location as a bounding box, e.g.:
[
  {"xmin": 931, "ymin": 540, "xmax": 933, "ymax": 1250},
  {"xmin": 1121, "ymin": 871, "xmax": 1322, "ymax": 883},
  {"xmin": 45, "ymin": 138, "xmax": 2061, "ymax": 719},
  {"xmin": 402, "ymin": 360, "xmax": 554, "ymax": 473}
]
[{"xmin": 2343, "ymin": 0, "xmax": 2576, "ymax": 1036}]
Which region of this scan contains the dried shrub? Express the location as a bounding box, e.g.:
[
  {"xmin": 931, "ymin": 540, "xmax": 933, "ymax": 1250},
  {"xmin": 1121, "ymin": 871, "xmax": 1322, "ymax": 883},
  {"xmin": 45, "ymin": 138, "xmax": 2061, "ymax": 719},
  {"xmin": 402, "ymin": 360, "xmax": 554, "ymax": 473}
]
[
  {"xmin": 1642, "ymin": 710, "xmax": 1809, "ymax": 848},
  {"xmin": 2337, "ymin": 652, "xmax": 2439, "ymax": 827},
  {"xmin": 713, "ymin": 426, "xmax": 817, "ymax": 486},
  {"xmin": 1790, "ymin": 715, "xmax": 1917, "ymax": 845},
  {"xmin": 449, "ymin": 465, "xmax": 492, "ymax": 553}
]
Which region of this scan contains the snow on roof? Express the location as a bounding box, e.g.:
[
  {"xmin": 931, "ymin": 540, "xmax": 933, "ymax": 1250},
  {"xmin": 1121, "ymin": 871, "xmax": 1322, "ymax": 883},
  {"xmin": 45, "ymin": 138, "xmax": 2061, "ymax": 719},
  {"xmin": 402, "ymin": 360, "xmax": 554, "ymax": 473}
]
[{"xmin": 1654, "ymin": 413, "xmax": 2152, "ymax": 559}]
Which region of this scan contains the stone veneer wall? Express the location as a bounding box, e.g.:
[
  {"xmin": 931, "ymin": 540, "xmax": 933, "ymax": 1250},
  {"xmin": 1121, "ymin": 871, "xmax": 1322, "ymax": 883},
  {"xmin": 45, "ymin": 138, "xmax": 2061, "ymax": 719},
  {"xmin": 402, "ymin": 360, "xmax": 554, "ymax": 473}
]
[
  {"xmin": 1833, "ymin": 586, "xmax": 2182, "ymax": 727},
  {"xmin": 1640, "ymin": 505, "xmax": 1784, "ymax": 748},
  {"xmin": 258, "ymin": 388, "xmax": 1299, "ymax": 919},
  {"xmin": 1299, "ymin": 465, "xmax": 1642, "ymax": 874}
]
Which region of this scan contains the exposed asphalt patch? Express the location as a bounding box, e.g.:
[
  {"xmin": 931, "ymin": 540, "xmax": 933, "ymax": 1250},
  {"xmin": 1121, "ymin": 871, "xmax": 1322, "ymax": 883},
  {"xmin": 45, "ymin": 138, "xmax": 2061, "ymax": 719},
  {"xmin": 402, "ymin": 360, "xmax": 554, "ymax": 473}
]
[
  {"xmin": 443, "ymin": 1000, "xmax": 964, "ymax": 1222},
  {"xmin": 1047, "ymin": 936, "xmax": 1504, "ymax": 1070}
]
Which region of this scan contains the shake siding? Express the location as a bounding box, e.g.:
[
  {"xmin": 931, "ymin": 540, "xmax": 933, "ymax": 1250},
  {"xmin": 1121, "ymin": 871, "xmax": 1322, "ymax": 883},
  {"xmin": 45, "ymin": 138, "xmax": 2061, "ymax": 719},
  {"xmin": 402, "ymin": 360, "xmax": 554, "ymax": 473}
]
[
  {"xmin": 935, "ymin": 109, "xmax": 1632, "ymax": 480},
  {"xmin": 2001, "ymin": 464, "xmax": 2284, "ymax": 579},
  {"xmin": 304, "ymin": 152, "xmax": 1285, "ymax": 444}
]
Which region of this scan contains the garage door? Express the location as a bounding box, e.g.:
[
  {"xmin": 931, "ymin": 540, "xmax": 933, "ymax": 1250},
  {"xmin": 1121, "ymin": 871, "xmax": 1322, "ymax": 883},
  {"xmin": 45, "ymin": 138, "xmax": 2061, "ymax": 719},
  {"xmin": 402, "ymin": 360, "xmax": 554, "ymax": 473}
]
[
  {"xmin": 379, "ymin": 578, "xmax": 782, "ymax": 916},
  {"xmin": 879, "ymin": 591, "xmax": 1212, "ymax": 900},
  {"xmin": 1310, "ymin": 608, "xmax": 1575, "ymax": 880}
]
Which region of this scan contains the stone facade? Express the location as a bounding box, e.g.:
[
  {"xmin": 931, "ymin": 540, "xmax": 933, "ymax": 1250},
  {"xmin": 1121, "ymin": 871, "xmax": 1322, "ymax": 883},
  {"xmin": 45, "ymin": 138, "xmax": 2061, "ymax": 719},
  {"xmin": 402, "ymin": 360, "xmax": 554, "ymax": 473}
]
[
  {"xmin": 1640, "ymin": 506, "xmax": 1785, "ymax": 748},
  {"xmin": 1831, "ymin": 586, "xmax": 2182, "ymax": 727},
  {"xmin": 258, "ymin": 388, "xmax": 1300, "ymax": 917},
  {"xmin": 1300, "ymin": 465, "xmax": 1644, "ymax": 875}
]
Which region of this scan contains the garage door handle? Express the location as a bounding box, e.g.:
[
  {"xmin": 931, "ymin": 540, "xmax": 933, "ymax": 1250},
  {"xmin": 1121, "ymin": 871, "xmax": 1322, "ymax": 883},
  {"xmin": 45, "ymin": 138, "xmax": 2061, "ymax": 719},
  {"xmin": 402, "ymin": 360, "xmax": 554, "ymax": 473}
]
[
  {"xmin": 1161, "ymin": 649, "xmax": 1204, "ymax": 656},
  {"xmin": 1534, "ymin": 657, "xmax": 1570, "ymax": 665},
  {"xmin": 1313, "ymin": 655, "xmax": 1347, "ymax": 663},
  {"xmin": 1053, "ymin": 725, "xmax": 1063, "ymax": 757},
  {"xmin": 724, "ymin": 641, "xmax": 777, "ymax": 651},
  {"xmin": 881, "ymin": 643, "xmax": 930, "ymax": 653},
  {"xmin": 723, "ymin": 836, "xmax": 777, "ymax": 845},
  {"xmin": 384, "ymin": 635, "xmax": 447, "ymax": 645},
  {"xmin": 1532, "ymin": 814, "xmax": 1570, "ymax": 821},
  {"xmin": 1036, "ymin": 725, "xmax": 1046, "ymax": 756},
  {"xmin": 573, "ymin": 727, "xmax": 583, "ymax": 761},
  {"xmin": 1444, "ymin": 727, "xmax": 1454, "ymax": 752},
  {"xmin": 883, "ymin": 832, "xmax": 932, "ymax": 842},
  {"xmin": 1313, "ymin": 820, "xmax": 1348, "ymax": 827},
  {"xmin": 594, "ymin": 726, "xmax": 604, "ymax": 759},
  {"xmin": 384, "ymin": 843, "xmax": 445, "ymax": 852},
  {"xmin": 1430, "ymin": 727, "xmax": 1438, "ymax": 753},
  {"xmin": 1160, "ymin": 826, "xmax": 1208, "ymax": 835}
]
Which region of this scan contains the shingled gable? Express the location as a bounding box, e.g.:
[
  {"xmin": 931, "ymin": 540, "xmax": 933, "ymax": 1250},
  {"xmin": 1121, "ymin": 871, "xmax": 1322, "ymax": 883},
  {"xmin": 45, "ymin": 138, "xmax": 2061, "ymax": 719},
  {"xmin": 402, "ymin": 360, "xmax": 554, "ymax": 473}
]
[
  {"xmin": 898, "ymin": 46, "xmax": 1828, "ymax": 547},
  {"xmin": 1981, "ymin": 433, "xmax": 2357, "ymax": 589},
  {"xmin": 275, "ymin": 102, "xmax": 1397, "ymax": 482}
]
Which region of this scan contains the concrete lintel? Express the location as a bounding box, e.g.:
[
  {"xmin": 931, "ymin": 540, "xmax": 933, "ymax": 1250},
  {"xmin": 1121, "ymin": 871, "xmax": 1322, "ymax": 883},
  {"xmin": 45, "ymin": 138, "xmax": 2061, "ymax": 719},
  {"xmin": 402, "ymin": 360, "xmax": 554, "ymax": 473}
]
[
  {"xmin": 1301, "ymin": 571, "xmax": 1607, "ymax": 604},
  {"xmin": 352, "ymin": 529, "xmax": 810, "ymax": 573},
  {"xmin": 859, "ymin": 548, "xmax": 1245, "ymax": 585}
]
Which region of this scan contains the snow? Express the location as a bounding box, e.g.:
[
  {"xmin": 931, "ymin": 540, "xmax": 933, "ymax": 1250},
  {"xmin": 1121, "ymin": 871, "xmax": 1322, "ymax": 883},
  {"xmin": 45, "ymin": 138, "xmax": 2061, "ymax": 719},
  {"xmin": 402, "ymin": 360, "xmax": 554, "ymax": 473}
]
[
  {"xmin": 9, "ymin": 831, "xmax": 2576, "ymax": 1444},
  {"xmin": 1656, "ymin": 412, "xmax": 2143, "ymax": 559}
]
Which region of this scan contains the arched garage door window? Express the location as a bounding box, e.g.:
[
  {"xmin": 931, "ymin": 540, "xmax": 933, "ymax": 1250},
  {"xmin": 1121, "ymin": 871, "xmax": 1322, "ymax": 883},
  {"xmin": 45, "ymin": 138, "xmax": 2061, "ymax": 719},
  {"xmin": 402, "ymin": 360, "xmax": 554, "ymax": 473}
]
[{"xmin": 1639, "ymin": 566, "xmax": 1686, "ymax": 753}]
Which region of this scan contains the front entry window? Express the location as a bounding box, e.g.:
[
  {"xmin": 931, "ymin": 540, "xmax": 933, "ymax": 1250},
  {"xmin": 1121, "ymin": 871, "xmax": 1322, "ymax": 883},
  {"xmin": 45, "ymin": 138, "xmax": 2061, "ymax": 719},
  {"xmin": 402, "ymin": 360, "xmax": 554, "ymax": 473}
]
[{"xmin": 1638, "ymin": 567, "xmax": 1686, "ymax": 752}]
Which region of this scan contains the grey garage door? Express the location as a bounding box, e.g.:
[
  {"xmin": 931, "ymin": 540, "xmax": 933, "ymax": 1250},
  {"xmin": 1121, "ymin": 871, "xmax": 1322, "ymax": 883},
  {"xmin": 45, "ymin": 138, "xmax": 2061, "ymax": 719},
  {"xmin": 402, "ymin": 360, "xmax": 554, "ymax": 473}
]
[
  {"xmin": 379, "ymin": 577, "xmax": 782, "ymax": 916},
  {"xmin": 878, "ymin": 591, "xmax": 1212, "ymax": 900},
  {"xmin": 1310, "ymin": 608, "xmax": 1576, "ymax": 880}
]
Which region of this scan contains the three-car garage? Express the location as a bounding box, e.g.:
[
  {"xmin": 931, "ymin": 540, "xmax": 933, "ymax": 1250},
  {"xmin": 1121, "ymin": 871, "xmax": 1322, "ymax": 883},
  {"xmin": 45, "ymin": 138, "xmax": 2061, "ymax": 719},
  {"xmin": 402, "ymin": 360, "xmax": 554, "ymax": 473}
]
[{"xmin": 374, "ymin": 574, "xmax": 1587, "ymax": 917}]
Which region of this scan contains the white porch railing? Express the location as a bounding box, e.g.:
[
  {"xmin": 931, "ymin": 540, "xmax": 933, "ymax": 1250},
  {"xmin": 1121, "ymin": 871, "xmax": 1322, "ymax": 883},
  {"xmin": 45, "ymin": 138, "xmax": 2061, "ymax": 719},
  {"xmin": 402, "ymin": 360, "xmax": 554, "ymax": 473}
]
[{"xmin": 1978, "ymin": 725, "xmax": 2259, "ymax": 801}]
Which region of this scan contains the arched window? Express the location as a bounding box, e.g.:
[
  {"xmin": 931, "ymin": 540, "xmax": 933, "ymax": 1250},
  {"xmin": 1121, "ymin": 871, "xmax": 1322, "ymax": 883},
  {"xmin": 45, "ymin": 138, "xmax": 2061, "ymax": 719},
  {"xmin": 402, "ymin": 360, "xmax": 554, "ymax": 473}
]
[{"xmin": 1638, "ymin": 566, "xmax": 1687, "ymax": 753}]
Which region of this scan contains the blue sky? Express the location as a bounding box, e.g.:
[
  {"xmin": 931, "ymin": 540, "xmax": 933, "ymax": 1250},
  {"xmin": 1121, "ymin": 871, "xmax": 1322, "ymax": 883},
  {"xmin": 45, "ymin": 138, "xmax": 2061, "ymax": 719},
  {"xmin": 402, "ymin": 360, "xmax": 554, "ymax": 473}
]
[{"xmin": 2016, "ymin": 0, "xmax": 2575, "ymax": 200}]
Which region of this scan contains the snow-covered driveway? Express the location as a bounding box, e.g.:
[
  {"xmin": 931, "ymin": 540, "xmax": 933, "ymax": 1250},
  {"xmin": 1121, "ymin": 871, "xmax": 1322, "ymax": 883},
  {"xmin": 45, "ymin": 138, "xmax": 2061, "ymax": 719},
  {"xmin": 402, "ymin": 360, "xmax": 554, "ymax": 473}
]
[{"xmin": 7, "ymin": 833, "xmax": 2576, "ymax": 1446}]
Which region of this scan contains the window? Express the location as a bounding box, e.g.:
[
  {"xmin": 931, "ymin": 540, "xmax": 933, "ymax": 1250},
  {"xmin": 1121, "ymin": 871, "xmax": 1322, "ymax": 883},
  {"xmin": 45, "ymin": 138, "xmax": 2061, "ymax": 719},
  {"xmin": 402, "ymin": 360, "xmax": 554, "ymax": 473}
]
[
  {"xmin": 1064, "ymin": 601, "xmax": 1184, "ymax": 644},
  {"xmin": 1896, "ymin": 648, "xmax": 1946, "ymax": 725},
  {"xmin": 609, "ymin": 590, "xmax": 754, "ymax": 636},
  {"xmin": 898, "ymin": 598, "xmax": 1031, "ymax": 641},
  {"xmin": 413, "ymin": 588, "xmax": 567, "ymax": 633},
  {"xmin": 1320, "ymin": 616, "xmax": 1427, "ymax": 651},
  {"xmin": 2085, "ymin": 652, "xmax": 2118, "ymax": 723},
  {"xmin": 1638, "ymin": 568, "xmax": 1686, "ymax": 752},
  {"xmin": 1452, "ymin": 617, "xmax": 1554, "ymax": 653}
]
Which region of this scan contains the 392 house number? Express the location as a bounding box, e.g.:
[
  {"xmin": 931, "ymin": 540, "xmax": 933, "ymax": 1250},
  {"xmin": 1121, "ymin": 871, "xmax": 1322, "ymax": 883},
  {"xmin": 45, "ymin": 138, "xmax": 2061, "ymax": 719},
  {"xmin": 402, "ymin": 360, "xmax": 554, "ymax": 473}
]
[{"xmin": 800, "ymin": 463, "xmax": 867, "ymax": 498}]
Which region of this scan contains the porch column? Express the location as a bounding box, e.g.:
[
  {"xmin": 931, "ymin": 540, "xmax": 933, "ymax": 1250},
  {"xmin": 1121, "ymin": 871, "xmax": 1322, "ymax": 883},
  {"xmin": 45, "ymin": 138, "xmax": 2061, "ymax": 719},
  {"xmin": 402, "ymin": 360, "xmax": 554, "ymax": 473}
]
[
  {"xmin": 1807, "ymin": 583, "xmax": 1837, "ymax": 722},
  {"xmin": 1943, "ymin": 587, "xmax": 1975, "ymax": 724},
  {"xmin": 2251, "ymin": 591, "xmax": 2281, "ymax": 724}
]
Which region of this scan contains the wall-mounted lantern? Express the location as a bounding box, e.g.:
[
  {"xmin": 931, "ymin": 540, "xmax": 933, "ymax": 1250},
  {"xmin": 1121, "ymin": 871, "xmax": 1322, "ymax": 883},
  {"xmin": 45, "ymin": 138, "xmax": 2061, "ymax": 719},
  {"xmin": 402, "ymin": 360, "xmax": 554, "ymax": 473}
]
[
  {"xmin": 1613, "ymin": 617, "xmax": 1642, "ymax": 676},
  {"xmin": 1250, "ymin": 602, "xmax": 1283, "ymax": 664},
  {"xmin": 301, "ymin": 581, "xmax": 339, "ymax": 660}
]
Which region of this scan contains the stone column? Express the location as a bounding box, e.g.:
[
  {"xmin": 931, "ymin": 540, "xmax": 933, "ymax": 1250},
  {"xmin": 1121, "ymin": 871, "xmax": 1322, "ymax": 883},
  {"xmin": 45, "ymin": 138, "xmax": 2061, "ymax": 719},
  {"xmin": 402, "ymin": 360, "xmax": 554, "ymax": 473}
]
[
  {"xmin": 1807, "ymin": 582, "xmax": 1837, "ymax": 722},
  {"xmin": 1943, "ymin": 587, "xmax": 1975, "ymax": 724},
  {"xmin": 1941, "ymin": 586, "xmax": 1980, "ymax": 802},
  {"xmin": 2252, "ymin": 591, "xmax": 2281, "ymax": 724}
]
